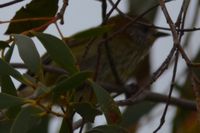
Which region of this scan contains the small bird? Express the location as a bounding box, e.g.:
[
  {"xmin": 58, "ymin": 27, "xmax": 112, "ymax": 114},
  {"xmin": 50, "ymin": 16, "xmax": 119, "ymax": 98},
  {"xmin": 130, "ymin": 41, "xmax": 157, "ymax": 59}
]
[
  {"xmin": 41, "ymin": 14, "xmax": 169, "ymax": 86},
  {"xmin": 18, "ymin": 14, "xmax": 169, "ymax": 100}
]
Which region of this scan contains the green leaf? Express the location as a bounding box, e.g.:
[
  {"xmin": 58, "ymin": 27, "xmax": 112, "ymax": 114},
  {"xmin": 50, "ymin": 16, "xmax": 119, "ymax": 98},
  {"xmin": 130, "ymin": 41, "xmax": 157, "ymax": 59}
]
[
  {"xmin": 5, "ymin": 0, "xmax": 59, "ymax": 34},
  {"xmin": 121, "ymin": 102, "xmax": 156, "ymax": 127},
  {"xmin": 0, "ymin": 59, "xmax": 25, "ymax": 83},
  {"xmin": 5, "ymin": 43, "xmax": 15, "ymax": 62},
  {"xmin": 74, "ymin": 102, "xmax": 102, "ymax": 122},
  {"xmin": 86, "ymin": 125, "xmax": 128, "ymax": 133},
  {"xmin": 0, "ymin": 59, "xmax": 32, "ymax": 86},
  {"xmin": 10, "ymin": 106, "xmax": 43, "ymax": 133},
  {"xmin": 52, "ymin": 71, "xmax": 92, "ymax": 96},
  {"xmin": 0, "ymin": 72, "xmax": 21, "ymax": 120},
  {"xmin": 13, "ymin": 34, "xmax": 42, "ymax": 74},
  {"xmin": 0, "ymin": 93, "xmax": 25, "ymax": 109},
  {"xmin": 0, "ymin": 75, "xmax": 17, "ymax": 96},
  {"xmin": 0, "ymin": 41, "xmax": 9, "ymax": 50},
  {"xmin": 0, "ymin": 120, "xmax": 13, "ymax": 133},
  {"xmin": 90, "ymin": 81, "xmax": 122, "ymax": 124},
  {"xmin": 35, "ymin": 32, "xmax": 78, "ymax": 74},
  {"xmin": 59, "ymin": 119, "xmax": 71, "ymax": 133},
  {"xmin": 28, "ymin": 116, "xmax": 49, "ymax": 133},
  {"xmin": 33, "ymin": 86, "xmax": 52, "ymax": 98},
  {"xmin": 6, "ymin": 106, "xmax": 21, "ymax": 120},
  {"xmin": 71, "ymin": 25, "xmax": 113, "ymax": 39}
]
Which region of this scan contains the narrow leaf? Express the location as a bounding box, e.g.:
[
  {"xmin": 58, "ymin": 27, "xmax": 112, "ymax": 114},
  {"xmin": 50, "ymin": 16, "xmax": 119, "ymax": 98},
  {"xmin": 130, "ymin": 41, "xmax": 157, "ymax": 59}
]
[
  {"xmin": 90, "ymin": 81, "xmax": 122, "ymax": 124},
  {"xmin": 6, "ymin": 105, "xmax": 21, "ymax": 120},
  {"xmin": 13, "ymin": 34, "xmax": 42, "ymax": 74},
  {"xmin": 27, "ymin": 116, "xmax": 49, "ymax": 133},
  {"xmin": 121, "ymin": 102, "xmax": 156, "ymax": 127},
  {"xmin": 86, "ymin": 125, "xmax": 128, "ymax": 133},
  {"xmin": 74, "ymin": 102, "xmax": 102, "ymax": 122},
  {"xmin": 59, "ymin": 119, "xmax": 71, "ymax": 133},
  {"xmin": 0, "ymin": 120, "xmax": 13, "ymax": 133},
  {"xmin": 0, "ymin": 75, "xmax": 17, "ymax": 96},
  {"xmin": 35, "ymin": 32, "xmax": 78, "ymax": 74},
  {"xmin": 10, "ymin": 106, "xmax": 43, "ymax": 133},
  {"xmin": 5, "ymin": 43, "xmax": 15, "ymax": 62},
  {"xmin": 5, "ymin": 0, "xmax": 59, "ymax": 34},
  {"xmin": 0, "ymin": 93, "xmax": 24, "ymax": 109},
  {"xmin": 52, "ymin": 71, "xmax": 92, "ymax": 96},
  {"xmin": 0, "ymin": 59, "xmax": 24, "ymax": 82},
  {"xmin": 0, "ymin": 41, "xmax": 9, "ymax": 50}
]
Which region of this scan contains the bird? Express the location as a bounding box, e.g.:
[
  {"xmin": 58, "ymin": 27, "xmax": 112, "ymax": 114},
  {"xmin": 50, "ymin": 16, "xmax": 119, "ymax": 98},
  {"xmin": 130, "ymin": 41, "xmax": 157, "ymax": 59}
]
[
  {"xmin": 40, "ymin": 14, "xmax": 169, "ymax": 87},
  {"xmin": 17, "ymin": 14, "xmax": 169, "ymax": 102}
]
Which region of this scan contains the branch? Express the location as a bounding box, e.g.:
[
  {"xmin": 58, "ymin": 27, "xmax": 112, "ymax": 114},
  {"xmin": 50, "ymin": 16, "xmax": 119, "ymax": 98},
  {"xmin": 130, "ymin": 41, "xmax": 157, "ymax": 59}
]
[
  {"xmin": 72, "ymin": 90, "xmax": 196, "ymax": 131},
  {"xmin": 116, "ymin": 90, "xmax": 196, "ymax": 111},
  {"xmin": 10, "ymin": 63, "xmax": 197, "ymax": 111},
  {"xmin": 101, "ymin": 82, "xmax": 196, "ymax": 111},
  {"xmin": 10, "ymin": 63, "xmax": 68, "ymax": 75},
  {"xmin": 57, "ymin": 0, "xmax": 69, "ymax": 24},
  {"xmin": 0, "ymin": 0, "xmax": 25, "ymax": 8}
]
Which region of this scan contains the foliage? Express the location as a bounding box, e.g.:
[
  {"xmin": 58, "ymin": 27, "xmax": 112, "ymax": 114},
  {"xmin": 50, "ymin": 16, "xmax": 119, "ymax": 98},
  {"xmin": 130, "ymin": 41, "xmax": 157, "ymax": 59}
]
[{"xmin": 0, "ymin": 0, "xmax": 200, "ymax": 133}]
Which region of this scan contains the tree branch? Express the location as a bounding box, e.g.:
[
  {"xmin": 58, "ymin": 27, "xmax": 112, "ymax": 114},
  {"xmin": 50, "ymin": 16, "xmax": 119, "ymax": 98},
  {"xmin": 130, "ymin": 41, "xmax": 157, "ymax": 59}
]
[
  {"xmin": 0, "ymin": 0, "xmax": 25, "ymax": 8},
  {"xmin": 10, "ymin": 63, "xmax": 68, "ymax": 75},
  {"xmin": 116, "ymin": 90, "xmax": 196, "ymax": 111},
  {"xmin": 10, "ymin": 63, "xmax": 197, "ymax": 111}
]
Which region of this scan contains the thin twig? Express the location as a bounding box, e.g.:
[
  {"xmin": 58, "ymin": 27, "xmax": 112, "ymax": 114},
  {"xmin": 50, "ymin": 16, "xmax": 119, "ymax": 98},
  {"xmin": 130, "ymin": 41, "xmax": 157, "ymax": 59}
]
[
  {"xmin": 153, "ymin": 49, "xmax": 179, "ymax": 133},
  {"xmin": 54, "ymin": 22, "xmax": 65, "ymax": 40},
  {"xmin": 100, "ymin": 82, "xmax": 197, "ymax": 111},
  {"xmin": 159, "ymin": 0, "xmax": 191, "ymax": 66},
  {"xmin": 10, "ymin": 63, "xmax": 68, "ymax": 75},
  {"xmin": 0, "ymin": 17, "xmax": 53, "ymax": 24},
  {"xmin": 128, "ymin": 46, "xmax": 176, "ymax": 105},
  {"xmin": 0, "ymin": 0, "xmax": 25, "ymax": 8},
  {"xmin": 116, "ymin": 90, "xmax": 196, "ymax": 111},
  {"xmin": 153, "ymin": 0, "xmax": 191, "ymax": 132},
  {"xmin": 21, "ymin": 17, "xmax": 57, "ymax": 35},
  {"xmin": 57, "ymin": 0, "xmax": 69, "ymax": 24},
  {"xmin": 102, "ymin": 0, "xmax": 124, "ymax": 85}
]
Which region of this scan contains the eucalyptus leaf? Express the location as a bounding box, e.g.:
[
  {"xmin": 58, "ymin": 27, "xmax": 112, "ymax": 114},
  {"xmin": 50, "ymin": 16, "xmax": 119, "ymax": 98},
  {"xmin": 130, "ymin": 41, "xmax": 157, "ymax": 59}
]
[
  {"xmin": 121, "ymin": 102, "xmax": 156, "ymax": 127},
  {"xmin": 0, "ymin": 120, "xmax": 13, "ymax": 133},
  {"xmin": 5, "ymin": 44, "xmax": 15, "ymax": 62},
  {"xmin": 90, "ymin": 81, "xmax": 122, "ymax": 124},
  {"xmin": 0, "ymin": 75, "xmax": 17, "ymax": 96},
  {"xmin": 13, "ymin": 34, "xmax": 42, "ymax": 74},
  {"xmin": 0, "ymin": 41, "xmax": 9, "ymax": 50},
  {"xmin": 86, "ymin": 125, "xmax": 128, "ymax": 133},
  {"xmin": 52, "ymin": 71, "xmax": 92, "ymax": 96},
  {"xmin": 5, "ymin": 0, "xmax": 59, "ymax": 34},
  {"xmin": 35, "ymin": 32, "xmax": 79, "ymax": 74},
  {"xmin": 0, "ymin": 59, "xmax": 25, "ymax": 83},
  {"xmin": 0, "ymin": 93, "xmax": 25, "ymax": 109},
  {"xmin": 6, "ymin": 106, "xmax": 21, "ymax": 120},
  {"xmin": 10, "ymin": 106, "xmax": 43, "ymax": 133},
  {"xmin": 74, "ymin": 102, "xmax": 102, "ymax": 122},
  {"xmin": 28, "ymin": 116, "xmax": 49, "ymax": 133},
  {"xmin": 59, "ymin": 119, "xmax": 71, "ymax": 133}
]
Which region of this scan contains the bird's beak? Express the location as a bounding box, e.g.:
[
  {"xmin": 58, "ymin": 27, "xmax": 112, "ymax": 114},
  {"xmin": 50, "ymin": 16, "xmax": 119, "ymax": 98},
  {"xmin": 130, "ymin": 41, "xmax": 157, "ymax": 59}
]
[{"xmin": 154, "ymin": 31, "xmax": 170, "ymax": 38}]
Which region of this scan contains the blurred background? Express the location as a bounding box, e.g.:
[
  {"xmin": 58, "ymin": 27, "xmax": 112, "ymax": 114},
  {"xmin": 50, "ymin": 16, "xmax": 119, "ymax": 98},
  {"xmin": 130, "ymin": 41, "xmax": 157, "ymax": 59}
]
[{"xmin": 1, "ymin": 0, "xmax": 200, "ymax": 132}]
